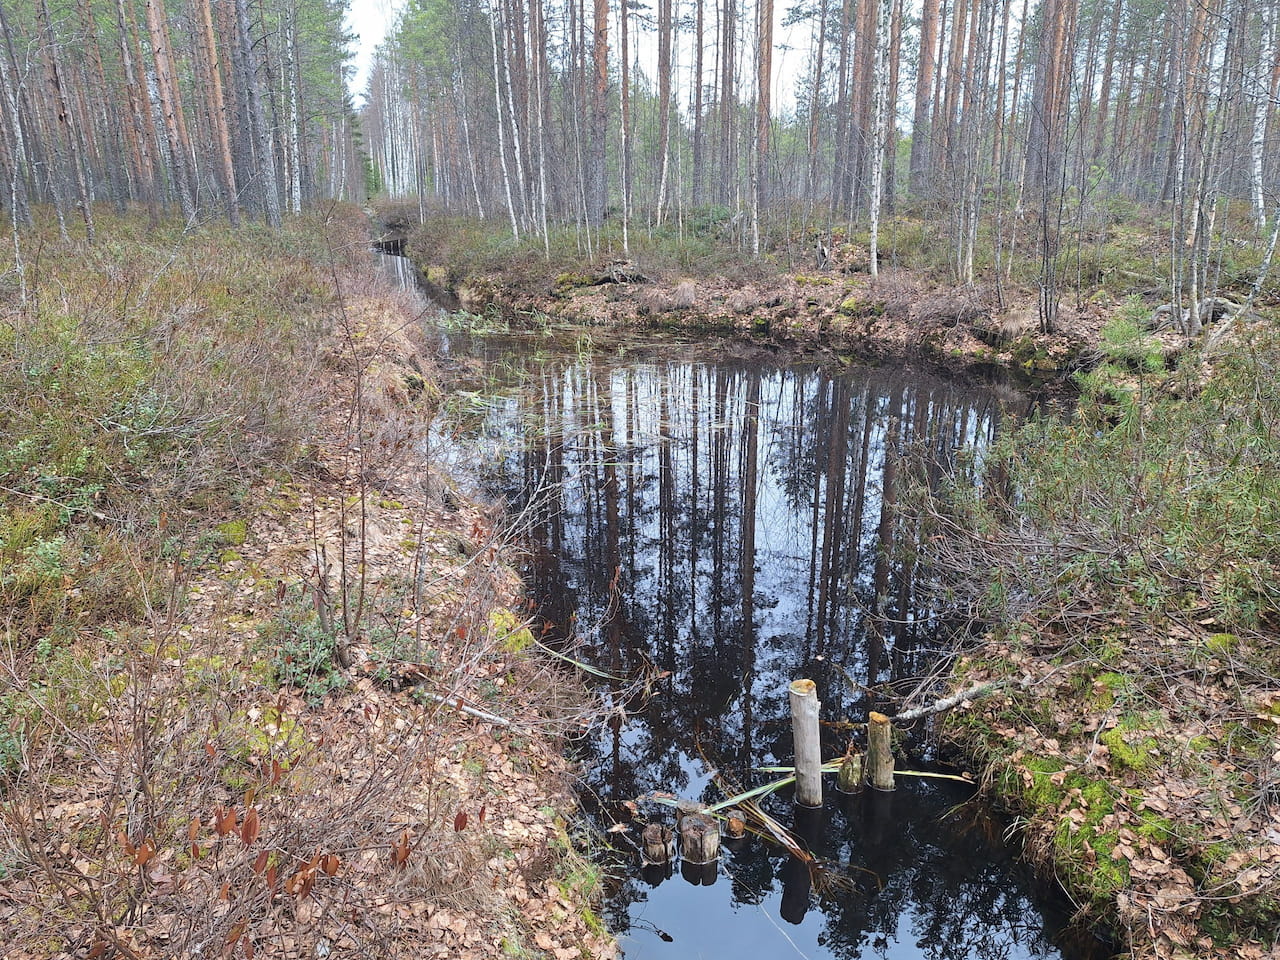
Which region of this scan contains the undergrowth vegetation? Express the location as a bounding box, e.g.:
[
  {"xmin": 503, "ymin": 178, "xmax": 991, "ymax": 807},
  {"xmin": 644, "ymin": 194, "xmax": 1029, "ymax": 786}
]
[
  {"xmin": 0, "ymin": 212, "xmax": 340, "ymax": 649},
  {"xmin": 918, "ymin": 313, "xmax": 1280, "ymax": 955},
  {"xmin": 0, "ymin": 208, "xmax": 610, "ymax": 959}
]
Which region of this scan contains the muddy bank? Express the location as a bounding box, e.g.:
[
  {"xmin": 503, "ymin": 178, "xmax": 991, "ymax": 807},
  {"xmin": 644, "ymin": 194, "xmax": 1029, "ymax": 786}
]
[{"xmin": 412, "ymin": 250, "xmax": 1103, "ymax": 381}]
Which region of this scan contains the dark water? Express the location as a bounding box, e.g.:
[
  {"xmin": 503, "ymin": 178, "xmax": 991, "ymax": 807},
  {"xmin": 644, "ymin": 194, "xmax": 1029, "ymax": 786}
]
[
  {"xmin": 451, "ymin": 340, "xmax": 1107, "ymax": 960},
  {"xmin": 380, "ymin": 252, "xmax": 1111, "ymax": 960}
]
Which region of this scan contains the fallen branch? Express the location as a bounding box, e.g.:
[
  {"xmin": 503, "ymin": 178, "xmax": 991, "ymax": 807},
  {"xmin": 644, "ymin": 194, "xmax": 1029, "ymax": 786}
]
[
  {"xmin": 414, "ymin": 689, "xmax": 520, "ymax": 729},
  {"xmin": 894, "ymin": 675, "xmax": 1028, "ymax": 723}
]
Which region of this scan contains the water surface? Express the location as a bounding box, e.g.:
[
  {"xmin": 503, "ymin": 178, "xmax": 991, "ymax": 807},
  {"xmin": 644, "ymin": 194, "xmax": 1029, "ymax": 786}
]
[
  {"xmin": 449, "ymin": 336, "xmax": 1106, "ymax": 960},
  {"xmin": 381, "ymin": 250, "xmax": 1109, "ymax": 960}
]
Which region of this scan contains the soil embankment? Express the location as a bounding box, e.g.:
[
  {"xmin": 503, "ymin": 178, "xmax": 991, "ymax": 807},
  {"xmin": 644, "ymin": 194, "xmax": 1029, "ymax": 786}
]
[{"xmin": 407, "ymin": 232, "xmax": 1109, "ymax": 380}]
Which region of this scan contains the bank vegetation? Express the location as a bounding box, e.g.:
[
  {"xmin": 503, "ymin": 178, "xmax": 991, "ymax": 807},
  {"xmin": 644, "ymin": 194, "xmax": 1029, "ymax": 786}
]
[{"xmin": 0, "ymin": 207, "xmax": 614, "ymax": 959}]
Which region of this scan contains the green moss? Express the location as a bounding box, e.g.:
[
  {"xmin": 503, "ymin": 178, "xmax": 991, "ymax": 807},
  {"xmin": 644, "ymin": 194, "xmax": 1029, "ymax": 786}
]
[
  {"xmin": 1090, "ymin": 671, "xmax": 1131, "ymax": 709},
  {"xmin": 1078, "ymin": 779, "xmax": 1116, "ymax": 817},
  {"xmin": 553, "ymin": 272, "xmax": 593, "ymax": 296},
  {"xmin": 1135, "ymin": 811, "xmax": 1175, "ymax": 844},
  {"xmin": 837, "ymin": 296, "xmax": 885, "ymax": 318},
  {"xmin": 1205, "ymin": 632, "xmax": 1239, "ymax": 654},
  {"xmin": 1023, "ymin": 756, "xmax": 1067, "ymax": 808},
  {"xmin": 490, "ymin": 607, "xmax": 534, "ymax": 653},
  {"xmin": 1100, "ymin": 715, "xmax": 1162, "ymax": 772},
  {"xmin": 226, "ymin": 706, "xmax": 307, "ymax": 767},
  {"xmin": 214, "ymin": 519, "xmax": 248, "ymax": 546}
]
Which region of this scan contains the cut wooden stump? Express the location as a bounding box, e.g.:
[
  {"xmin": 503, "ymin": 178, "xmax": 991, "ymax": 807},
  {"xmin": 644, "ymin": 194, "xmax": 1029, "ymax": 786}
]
[
  {"xmin": 866, "ymin": 711, "xmax": 895, "ymax": 791},
  {"xmin": 678, "ymin": 812, "xmax": 720, "ymax": 864},
  {"xmin": 641, "ymin": 823, "xmax": 675, "ymax": 865},
  {"xmin": 789, "ymin": 678, "xmax": 823, "ymax": 807}
]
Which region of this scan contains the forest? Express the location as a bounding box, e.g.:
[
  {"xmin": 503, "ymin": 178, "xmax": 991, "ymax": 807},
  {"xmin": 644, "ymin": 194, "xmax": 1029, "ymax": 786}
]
[
  {"xmin": 0, "ymin": 0, "xmax": 360, "ymax": 234},
  {"xmin": 2, "ymin": 0, "xmax": 1280, "ymax": 958},
  {"xmin": 362, "ymin": 0, "xmax": 1280, "ymax": 331},
  {"xmin": 4, "ymin": 0, "xmax": 1278, "ymax": 329}
]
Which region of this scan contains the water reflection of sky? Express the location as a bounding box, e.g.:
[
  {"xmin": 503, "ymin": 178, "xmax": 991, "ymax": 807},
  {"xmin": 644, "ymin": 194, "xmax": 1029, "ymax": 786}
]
[{"xmin": 448, "ymin": 337, "xmax": 1109, "ymax": 960}]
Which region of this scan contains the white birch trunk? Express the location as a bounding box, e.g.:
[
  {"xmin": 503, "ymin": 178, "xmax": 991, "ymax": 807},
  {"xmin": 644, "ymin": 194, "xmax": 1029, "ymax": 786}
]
[
  {"xmin": 1251, "ymin": 9, "xmax": 1275, "ymax": 234},
  {"xmin": 866, "ymin": 0, "xmax": 892, "ymax": 278},
  {"xmin": 488, "ymin": 0, "xmax": 520, "ymax": 238},
  {"xmin": 499, "ymin": 3, "xmax": 529, "ymax": 226}
]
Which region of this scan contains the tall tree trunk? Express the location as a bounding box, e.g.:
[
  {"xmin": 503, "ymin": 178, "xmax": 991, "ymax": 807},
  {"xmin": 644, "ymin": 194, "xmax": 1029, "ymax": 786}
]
[
  {"xmin": 198, "ymin": 0, "xmax": 241, "ymax": 224},
  {"xmin": 867, "ymin": 0, "xmax": 893, "ymax": 274},
  {"xmin": 39, "ymin": 0, "xmax": 95, "ymax": 237},
  {"xmin": 488, "ymin": 0, "xmax": 520, "ymax": 236},
  {"xmin": 909, "ymin": 0, "xmax": 940, "ymax": 193},
  {"xmin": 656, "ymin": 0, "xmax": 674, "ymax": 222},
  {"xmin": 939, "ymin": 0, "xmax": 971, "ymax": 175},
  {"xmin": 692, "ymin": 0, "xmax": 706, "ymax": 207},
  {"xmin": 850, "ymin": 0, "xmax": 879, "ymax": 210},
  {"xmin": 831, "ymin": 0, "xmax": 852, "ymax": 209},
  {"xmin": 752, "ymin": 0, "xmax": 773, "ymax": 254},
  {"xmin": 1251, "ymin": 4, "xmax": 1275, "ymax": 231},
  {"xmin": 590, "ymin": 0, "xmax": 608, "ymax": 225},
  {"xmin": 719, "ymin": 0, "xmax": 738, "ymax": 207},
  {"xmin": 884, "ymin": 0, "xmax": 902, "ymax": 212},
  {"xmin": 1089, "ymin": 0, "xmax": 1124, "ymax": 163},
  {"xmin": 0, "ymin": 3, "xmax": 31, "ymax": 226},
  {"xmin": 234, "ymin": 0, "xmax": 281, "ymax": 226},
  {"xmin": 620, "ymin": 0, "xmax": 631, "ymax": 250},
  {"xmin": 1025, "ymin": 0, "xmax": 1079, "ymax": 330},
  {"xmin": 805, "ymin": 0, "xmax": 829, "ymax": 205}
]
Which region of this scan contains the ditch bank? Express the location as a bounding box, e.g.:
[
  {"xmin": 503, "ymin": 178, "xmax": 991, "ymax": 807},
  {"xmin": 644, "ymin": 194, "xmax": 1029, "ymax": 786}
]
[
  {"xmin": 0, "ymin": 211, "xmax": 616, "ymax": 960},
  {"xmin": 404, "ymin": 241, "xmax": 1102, "ymax": 382}
]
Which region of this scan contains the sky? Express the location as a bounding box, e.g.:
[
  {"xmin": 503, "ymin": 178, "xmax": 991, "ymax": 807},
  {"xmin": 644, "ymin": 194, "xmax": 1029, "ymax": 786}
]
[{"xmin": 344, "ymin": 0, "xmax": 406, "ymax": 105}]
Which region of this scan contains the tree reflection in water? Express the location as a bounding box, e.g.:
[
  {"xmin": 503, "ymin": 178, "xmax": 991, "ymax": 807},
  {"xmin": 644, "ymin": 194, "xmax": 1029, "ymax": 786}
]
[{"xmin": 470, "ymin": 341, "xmax": 1110, "ymax": 960}]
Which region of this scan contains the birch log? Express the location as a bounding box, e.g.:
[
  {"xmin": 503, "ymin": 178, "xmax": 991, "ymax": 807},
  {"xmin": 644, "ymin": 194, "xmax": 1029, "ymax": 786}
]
[
  {"xmin": 867, "ymin": 711, "xmax": 895, "ymax": 790},
  {"xmin": 789, "ymin": 679, "xmax": 823, "ymax": 806}
]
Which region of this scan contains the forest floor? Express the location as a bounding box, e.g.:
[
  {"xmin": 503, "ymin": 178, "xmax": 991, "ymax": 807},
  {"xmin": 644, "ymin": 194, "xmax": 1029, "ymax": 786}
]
[
  {"xmin": 0, "ymin": 210, "xmax": 616, "ymax": 959},
  {"xmin": 398, "ymin": 212, "xmax": 1280, "ymax": 960}
]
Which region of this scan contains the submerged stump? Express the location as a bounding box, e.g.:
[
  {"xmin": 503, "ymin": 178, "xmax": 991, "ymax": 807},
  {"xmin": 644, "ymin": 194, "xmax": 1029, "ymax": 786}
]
[
  {"xmin": 678, "ymin": 812, "xmax": 720, "ymax": 864},
  {"xmin": 836, "ymin": 750, "xmax": 863, "ymax": 794},
  {"xmin": 641, "ymin": 823, "xmax": 675, "ymax": 865}
]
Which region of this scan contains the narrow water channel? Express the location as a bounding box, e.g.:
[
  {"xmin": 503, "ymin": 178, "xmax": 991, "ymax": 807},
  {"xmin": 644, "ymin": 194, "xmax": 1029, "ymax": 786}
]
[{"xmin": 379, "ymin": 253, "xmax": 1112, "ymax": 960}]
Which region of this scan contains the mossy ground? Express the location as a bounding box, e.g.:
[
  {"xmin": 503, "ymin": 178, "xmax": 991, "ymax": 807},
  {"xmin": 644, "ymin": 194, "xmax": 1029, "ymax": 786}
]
[{"xmin": 932, "ymin": 316, "xmax": 1280, "ymax": 960}]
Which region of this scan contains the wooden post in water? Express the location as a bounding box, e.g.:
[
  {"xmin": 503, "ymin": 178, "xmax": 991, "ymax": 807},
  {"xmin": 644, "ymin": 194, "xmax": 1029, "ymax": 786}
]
[
  {"xmin": 866, "ymin": 711, "xmax": 895, "ymax": 790},
  {"xmin": 641, "ymin": 823, "xmax": 675, "ymax": 865},
  {"xmin": 836, "ymin": 749, "xmax": 863, "ymax": 793},
  {"xmin": 678, "ymin": 812, "xmax": 720, "ymax": 864},
  {"xmin": 789, "ymin": 679, "xmax": 823, "ymax": 806}
]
